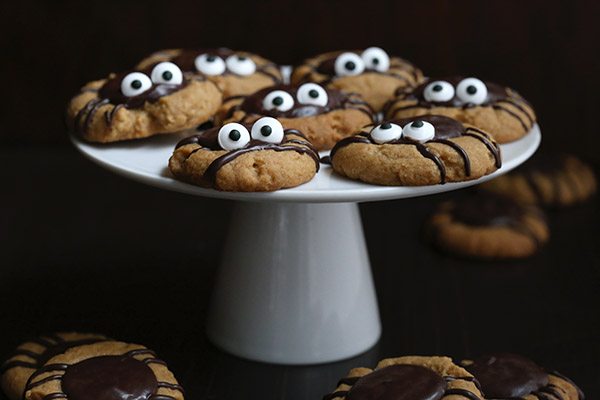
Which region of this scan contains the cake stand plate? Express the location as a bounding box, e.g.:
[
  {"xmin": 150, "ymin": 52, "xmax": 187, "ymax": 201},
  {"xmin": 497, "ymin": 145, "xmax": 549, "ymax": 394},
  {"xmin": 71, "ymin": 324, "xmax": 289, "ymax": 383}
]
[{"xmin": 72, "ymin": 125, "xmax": 540, "ymax": 365}]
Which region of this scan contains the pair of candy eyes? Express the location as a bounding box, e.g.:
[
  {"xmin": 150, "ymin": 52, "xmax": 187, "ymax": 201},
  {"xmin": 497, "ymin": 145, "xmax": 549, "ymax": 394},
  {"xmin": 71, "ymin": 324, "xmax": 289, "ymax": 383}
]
[
  {"xmin": 423, "ymin": 78, "xmax": 488, "ymax": 105},
  {"xmin": 218, "ymin": 117, "xmax": 286, "ymax": 150},
  {"xmin": 370, "ymin": 120, "xmax": 435, "ymax": 143},
  {"xmin": 263, "ymin": 83, "xmax": 328, "ymax": 111},
  {"xmin": 120, "ymin": 62, "xmax": 183, "ymax": 97},
  {"xmin": 334, "ymin": 47, "xmax": 390, "ymax": 77},
  {"xmin": 195, "ymin": 54, "xmax": 256, "ymax": 76}
]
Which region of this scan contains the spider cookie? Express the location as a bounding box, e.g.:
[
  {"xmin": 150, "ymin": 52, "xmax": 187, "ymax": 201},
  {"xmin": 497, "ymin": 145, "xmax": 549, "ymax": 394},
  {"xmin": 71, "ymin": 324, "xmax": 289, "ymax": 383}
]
[
  {"xmin": 137, "ymin": 48, "xmax": 282, "ymax": 99},
  {"xmin": 481, "ymin": 153, "xmax": 597, "ymax": 208},
  {"xmin": 169, "ymin": 117, "xmax": 320, "ymax": 191},
  {"xmin": 217, "ymin": 83, "xmax": 374, "ymax": 150},
  {"xmin": 66, "ymin": 61, "xmax": 222, "ymax": 142},
  {"xmin": 462, "ymin": 353, "xmax": 584, "ymax": 400},
  {"xmin": 322, "ymin": 356, "xmax": 483, "ymax": 400},
  {"xmin": 22, "ymin": 341, "xmax": 184, "ymax": 400},
  {"xmin": 426, "ymin": 192, "xmax": 549, "ymax": 259},
  {"xmin": 330, "ymin": 115, "xmax": 501, "ymax": 186},
  {"xmin": 291, "ymin": 47, "xmax": 424, "ymax": 111},
  {"xmin": 1, "ymin": 332, "xmax": 108, "ymax": 400},
  {"xmin": 386, "ymin": 76, "xmax": 536, "ymax": 143}
]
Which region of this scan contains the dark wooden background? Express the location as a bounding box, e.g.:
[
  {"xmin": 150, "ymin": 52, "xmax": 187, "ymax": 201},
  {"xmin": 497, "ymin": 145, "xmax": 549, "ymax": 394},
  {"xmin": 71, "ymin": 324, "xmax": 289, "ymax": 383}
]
[{"xmin": 1, "ymin": 0, "xmax": 599, "ymax": 399}]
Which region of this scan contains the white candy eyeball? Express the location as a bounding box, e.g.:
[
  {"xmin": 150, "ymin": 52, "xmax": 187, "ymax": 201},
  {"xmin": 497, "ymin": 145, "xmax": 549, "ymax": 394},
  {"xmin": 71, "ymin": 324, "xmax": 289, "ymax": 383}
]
[
  {"xmin": 226, "ymin": 55, "xmax": 256, "ymax": 76},
  {"xmin": 402, "ymin": 120, "xmax": 435, "ymax": 142},
  {"xmin": 150, "ymin": 62, "xmax": 183, "ymax": 85},
  {"xmin": 120, "ymin": 72, "xmax": 152, "ymax": 97},
  {"xmin": 217, "ymin": 123, "xmax": 251, "ymax": 151},
  {"xmin": 251, "ymin": 117, "xmax": 285, "ymax": 144},
  {"xmin": 296, "ymin": 83, "xmax": 328, "ymax": 107},
  {"xmin": 423, "ymin": 80, "xmax": 455, "ymax": 103},
  {"xmin": 334, "ymin": 52, "xmax": 365, "ymax": 77},
  {"xmin": 194, "ymin": 54, "xmax": 226, "ymax": 75},
  {"xmin": 456, "ymin": 77, "xmax": 488, "ymax": 105},
  {"xmin": 370, "ymin": 122, "xmax": 403, "ymax": 144},
  {"xmin": 262, "ymin": 90, "xmax": 295, "ymax": 112},
  {"xmin": 361, "ymin": 47, "xmax": 390, "ymax": 72}
]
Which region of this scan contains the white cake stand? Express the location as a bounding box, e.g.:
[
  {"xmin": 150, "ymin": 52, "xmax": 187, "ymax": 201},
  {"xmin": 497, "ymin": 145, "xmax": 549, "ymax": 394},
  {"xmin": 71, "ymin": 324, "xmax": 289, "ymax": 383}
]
[{"xmin": 72, "ymin": 125, "xmax": 540, "ymax": 365}]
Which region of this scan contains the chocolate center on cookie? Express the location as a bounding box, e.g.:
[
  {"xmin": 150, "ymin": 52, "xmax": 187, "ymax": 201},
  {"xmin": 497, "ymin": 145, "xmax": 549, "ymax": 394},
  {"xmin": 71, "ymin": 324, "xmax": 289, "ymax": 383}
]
[
  {"xmin": 412, "ymin": 76, "xmax": 507, "ymax": 107},
  {"xmin": 346, "ymin": 365, "xmax": 446, "ymax": 400},
  {"xmin": 450, "ymin": 193, "xmax": 526, "ymax": 227},
  {"xmin": 465, "ymin": 353, "xmax": 548, "ymax": 398},
  {"xmin": 62, "ymin": 355, "xmax": 158, "ymax": 400}
]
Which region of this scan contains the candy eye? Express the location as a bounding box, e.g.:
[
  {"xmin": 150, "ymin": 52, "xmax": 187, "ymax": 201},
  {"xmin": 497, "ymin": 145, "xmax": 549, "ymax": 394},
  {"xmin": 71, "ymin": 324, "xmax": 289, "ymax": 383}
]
[
  {"xmin": 194, "ymin": 54, "xmax": 226, "ymax": 75},
  {"xmin": 250, "ymin": 117, "xmax": 285, "ymax": 144},
  {"xmin": 402, "ymin": 120, "xmax": 435, "ymax": 142},
  {"xmin": 150, "ymin": 62, "xmax": 183, "ymax": 85},
  {"xmin": 226, "ymin": 55, "xmax": 256, "ymax": 76},
  {"xmin": 361, "ymin": 47, "xmax": 390, "ymax": 72},
  {"xmin": 423, "ymin": 80, "xmax": 455, "ymax": 103},
  {"xmin": 334, "ymin": 52, "xmax": 365, "ymax": 77},
  {"xmin": 262, "ymin": 90, "xmax": 295, "ymax": 112},
  {"xmin": 217, "ymin": 123, "xmax": 251, "ymax": 151},
  {"xmin": 456, "ymin": 77, "xmax": 488, "ymax": 105},
  {"xmin": 296, "ymin": 83, "xmax": 328, "ymax": 107},
  {"xmin": 370, "ymin": 122, "xmax": 403, "ymax": 144},
  {"xmin": 120, "ymin": 72, "xmax": 152, "ymax": 97}
]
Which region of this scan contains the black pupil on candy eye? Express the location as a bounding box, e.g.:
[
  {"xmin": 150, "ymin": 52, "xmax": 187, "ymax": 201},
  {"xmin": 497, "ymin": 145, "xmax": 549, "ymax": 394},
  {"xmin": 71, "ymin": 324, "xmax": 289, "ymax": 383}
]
[
  {"xmin": 380, "ymin": 122, "xmax": 392, "ymax": 129},
  {"xmin": 467, "ymin": 85, "xmax": 477, "ymax": 94},
  {"xmin": 229, "ymin": 130, "xmax": 241, "ymax": 141},
  {"xmin": 238, "ymin": 56, "xmax": 247, "ymax": 61},
  {"xmin": 345, "ymin": 61, "xmax": 356, "ymax": 71},
  {"xmin": 432, "ymin": 84, "xmax": 443, "ymax": 92},
  {"xmin": 206, "ymin": 55, "xmax": 217, "ymax": 62},
  {"xmin": 372, "ymin": 58, "xmax": 379, "ymax": 65},
  {"xmin": 162, "ymin": 71, "xmax": 173, "ymax": 81},
  {"xmin": 272, "ymin": 96, "xmax": 284, "ymax": 106},
  {"xmin": 308, "ymin": 89, "xmax": 319, "ymax": 98},
  {"xmin": 260, "ymin": 126, "xmax": 272, "ymax": 136},
  {"xmin": 131, "ymin": 80, "xmax": 142, "ymax": 89},
  {"xmin": 412, "ymin": 120, "xmax": 424, "ymax": 128}
]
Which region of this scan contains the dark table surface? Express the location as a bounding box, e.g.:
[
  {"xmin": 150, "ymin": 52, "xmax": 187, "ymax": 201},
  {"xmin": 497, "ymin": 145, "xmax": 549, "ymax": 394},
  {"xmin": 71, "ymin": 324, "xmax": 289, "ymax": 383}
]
[{"xmin": 1, "ymin": 146, "xmax": 598, "ymax": 399}]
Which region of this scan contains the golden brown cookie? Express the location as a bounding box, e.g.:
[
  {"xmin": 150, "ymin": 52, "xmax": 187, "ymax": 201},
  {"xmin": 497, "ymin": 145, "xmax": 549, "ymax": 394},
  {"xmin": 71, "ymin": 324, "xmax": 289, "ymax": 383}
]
[
  {"xmin": 462, "ymin": 353, "xmax": 584, "ymax": 400},
  {"xmin": 22, "ymin": 341, "xmax": 184, "ymax": 400},
  {"xmin": 426, "ymin": 192, "xmax": 549, "ymax": 259},
  {"xmin": 330, "ymin": 115, "xmax": 501, "ymax": 186},
  {"xmin": 291, "ymin": 47, "xmax": 424, "ymax": 111},
  {"xmin": 169, "ymin": 117, "xmax": 319, "ymax": 191},
  {"xmin": 322, "ymin": 355, "xmax": 483, "ymax": 400},
  {"xmin": 66, "ymin": 62, "xmax": 222, "ymax": 143},
  {"xmin": 1, "ymin": 333, "xmax": 108, "ymax": 400},
  {"xmin": 137, "ymin": 48, "xmax": 282, "ymax": 99},
  {"xmin": 217, "ymin": 83, "xmax": 374, "ymax": 150},
  {"xmin": 481, "ymin": 154, "xmax": 597, "ymax": 208},
  {"xmin": 385, "ymin": 76, "xmax": 536, "ymax": 143}
]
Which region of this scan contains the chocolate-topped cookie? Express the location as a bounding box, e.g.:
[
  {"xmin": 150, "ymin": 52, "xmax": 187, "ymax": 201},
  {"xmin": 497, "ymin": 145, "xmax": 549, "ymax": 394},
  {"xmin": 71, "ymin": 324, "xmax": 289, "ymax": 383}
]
[
  {"xmin": 66, "ymin": 62, "xmax": 222, "ymax": 142},
  {"xmin": 385, "ymin": 76, "xmax": 536, "ymax": 143},
  {"xmin": 217, "ymin": 83, "xmax": 374, "ymax": 150},
  {"xmin": 323, "ymin": 356, "xmax": 483, "ymax": 400},
  {"xmin": 330, "ymin": 115, "xmax": 501, "ymax": 186},
  {"xmin": 169, "ymin": 117, "xmax": 319, "ymax": 191},
  {"xmin": 22, "ymin": 341, "xmax": 184, "ymax": 400},
  {"xmin": 291, "ymin": 47, "xmax": 424, "ymax": 111},
  {"xmin": 137, "ymin": 48, "xmax": 282, "ymax": 99},
  {"xmin": 481, "ymin": 154, "xmax": 597, "ymax": 208},
  {"xmin": 462, "ymin": 353, "xmax": 584, "ymax": 400},
  {"xmin": 426, "ymin": 192, "xmax": 549, "ymax": 259},
  {"xmin": 1, "ymin": 333, "xmax": 108, "ymax": 400}
]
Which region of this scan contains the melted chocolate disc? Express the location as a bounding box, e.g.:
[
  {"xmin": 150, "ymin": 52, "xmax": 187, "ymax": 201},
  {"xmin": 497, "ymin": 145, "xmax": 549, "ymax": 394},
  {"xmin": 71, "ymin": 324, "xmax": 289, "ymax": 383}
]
[
  {"xmin": 465, "ymin": 353, "xmax": 548, "ymax": 398},
  {"xmin": 392, "ymin": 114, "xmax": 465, "ymax": 140},
  {"xmin": 98, "ymin": 71, "xmax": 185, "ymax": 109},
  {"xmin": 450, "ymin": 193, "xmax": 526, "ymax": 227},
  {"xmin": 409, "ymin": 76, "xmax": 508, "ymax": 107},
  {"xmin": 346, "ymin": 365, "xmax": 446, "ymax": 400}
]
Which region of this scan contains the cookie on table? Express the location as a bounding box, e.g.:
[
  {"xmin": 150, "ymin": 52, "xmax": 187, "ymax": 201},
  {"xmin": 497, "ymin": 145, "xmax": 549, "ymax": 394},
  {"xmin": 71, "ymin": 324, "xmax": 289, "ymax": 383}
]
[
  {"xmin": 1, "ymin": 333, "xmax": 108, "ymax": 400},
  {"xmin": 291, "ymin": 47, "xmax": 424, "ymax": 111},
  {"xmin": 137, "ymin": 48, "xmax": 282, "ymax": 99},
  {"xmin": 462, "ymin": 353, "xmax": 584, "ymax": 400},
  {"xmin": 481, "ymin": 153, "xmax": 597, "ymax": 208},
  {"xmin": 217, "ymin": 83, "xmax": 374, "ymax": 150},
  {"xmin": 330, "ymin": 115, "xmax": 501, "ymax": 186},
  {"xmin": 385, "ymin": 76, "xmax": 536, "ymax": 143},
  {"xmin": 21, "ymin": 341, "xmax": 184, "ymax": 400},
  {"xmin": 66, "ymin": 61, "xmax": 222, "ymax": 142},
  {"xmin": 322, "ymin": 356, "xmax": 483, "ymax": 400},
  {"xmin": 169, "ymin": 117, "xmax": 320, "ymax": 191},
  {"xmin": 426, "ymin": 192, "xmax": 549, "ymax": 259}
]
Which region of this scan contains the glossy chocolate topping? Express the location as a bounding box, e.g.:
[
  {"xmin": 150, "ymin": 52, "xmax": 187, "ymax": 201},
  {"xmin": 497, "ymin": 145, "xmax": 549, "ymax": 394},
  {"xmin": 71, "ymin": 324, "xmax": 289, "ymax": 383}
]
[
  {"xmin": 393, "ymin": 115, "xmax": 464, "ymax": 140},
  {"xmin": 465, "ymin": 354, "xmax": 548, "ymax": 398},
  {"xmin": 450, "ymin": 193, "xmax": 527, "ymax": 227},
  {"xmin": 345, "ymin": 365, "xmax": 446, "ymax": 400},
  {"xmin": 408, "ymin": 76, "xmax": 508, "ymax": 107}
]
